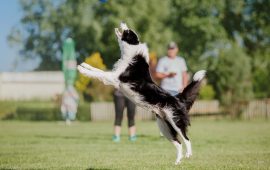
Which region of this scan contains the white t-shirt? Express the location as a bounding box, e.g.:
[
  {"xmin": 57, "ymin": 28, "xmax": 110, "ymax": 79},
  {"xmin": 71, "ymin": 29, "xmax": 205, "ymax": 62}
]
[{"xmin": 156, "ymin": 56, "xmax": 187, "ymax": 91}]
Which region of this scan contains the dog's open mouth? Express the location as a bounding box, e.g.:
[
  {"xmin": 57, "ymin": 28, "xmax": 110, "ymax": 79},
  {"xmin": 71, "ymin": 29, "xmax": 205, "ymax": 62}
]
[{"xmin": 115, "ymin": 22, "xmax": 128, "ymax": 38}]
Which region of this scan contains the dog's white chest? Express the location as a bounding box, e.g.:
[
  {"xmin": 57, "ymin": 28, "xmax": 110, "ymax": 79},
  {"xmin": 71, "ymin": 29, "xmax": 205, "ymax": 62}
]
[
  {"xmin": 119, "ymin": 83, "xmax": 162, "ymax": 115},
  {"xmin": 119, "ymin": 83, "xmax": 142, "ymax": 104}
]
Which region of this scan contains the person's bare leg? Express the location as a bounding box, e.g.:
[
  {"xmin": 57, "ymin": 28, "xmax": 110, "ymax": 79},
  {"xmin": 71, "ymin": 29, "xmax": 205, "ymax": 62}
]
[
  {"xmin": 129, "ymin": 126, "xmax": 136, "ymax": 137},
  {"xmin": 114, "ymin": 125, "xmax": 121, "ymax": 136},
  {"xmin": 128, "ymin": 125, "xmax": 137, "ymax": 141},
  {"xmin": 112, "ymin": 125, "xmax": 121, "ymax": 142}
]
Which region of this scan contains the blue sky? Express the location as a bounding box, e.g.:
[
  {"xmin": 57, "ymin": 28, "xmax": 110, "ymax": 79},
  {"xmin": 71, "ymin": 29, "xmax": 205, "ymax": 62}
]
[{"xmin": 0, "ymin": 0, "xmax": 39, "ymax": 72}]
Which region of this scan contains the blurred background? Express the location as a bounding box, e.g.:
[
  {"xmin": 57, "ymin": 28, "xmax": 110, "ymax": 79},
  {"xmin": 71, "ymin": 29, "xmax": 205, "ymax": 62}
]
[
  {"xmin": 0, "ymin": 1, "xmax": 270, "ymax": 169},
  {"xmin": 0, "ymin": 0, "xmax": 269, "ymax": 120}
]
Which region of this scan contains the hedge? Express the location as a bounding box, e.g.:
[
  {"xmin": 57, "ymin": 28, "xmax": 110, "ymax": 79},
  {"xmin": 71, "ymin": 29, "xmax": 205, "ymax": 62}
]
[{"xmin": 0, "ymin": 101, "xmax": 91, "ymax": 121}]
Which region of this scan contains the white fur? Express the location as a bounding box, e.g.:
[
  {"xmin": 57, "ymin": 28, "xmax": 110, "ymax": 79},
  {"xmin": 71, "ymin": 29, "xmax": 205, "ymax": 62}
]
[
  {"xmin": 113, "ymin": 42, "xmax": 149, "ymax": 75},
  {"xmin": 120, "ymin": 22, "xmax": 128, "ymax": 30},
  {"xmin": 119, "ymin": 83, "xmax": 144, "ymax": 105},
  {"xmin": 77, "ymin": 65, "xmax": 119, "ymax": 87},
  {"xmin": 172, "ymin": 141, "xmax": 183, "ymax": 165},
  {"xmin": 163, "ymin": 108, "xmax": 192, "ymax": 159},
  {"xmin": 80, "ymin": 63, "xmax": 103, "ymax": 72},
  {"xmin": 193, "ymin": 70, "xmax": 206, "ymax": 81},
  {"xmin": 78, "ymin": 30, "xmax": 149, "ymax": 88},
  {"xmin": 184, "ymin": 140, "xmax": 192, "ymax": 158}
]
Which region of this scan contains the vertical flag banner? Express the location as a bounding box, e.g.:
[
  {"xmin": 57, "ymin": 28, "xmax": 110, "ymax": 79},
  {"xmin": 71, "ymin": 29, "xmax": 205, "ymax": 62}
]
[
  {"xmin": 61, "ymin": 38, "xmax": 79, "ymax": 123},
  {"xmin": 62, "ymin": 38, "xmax": 77, "ymax": 86}
]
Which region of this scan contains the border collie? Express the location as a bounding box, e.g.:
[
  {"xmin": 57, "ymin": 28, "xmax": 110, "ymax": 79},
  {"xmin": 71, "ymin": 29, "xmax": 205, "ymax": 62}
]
[{"xmin": 77, "ymin": 22, "xmax": 206, "ymax": 165}]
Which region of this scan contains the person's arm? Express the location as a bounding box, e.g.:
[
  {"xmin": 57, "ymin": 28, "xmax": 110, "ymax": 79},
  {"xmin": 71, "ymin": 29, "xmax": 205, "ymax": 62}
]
[
  {"xmin": 155, "ymin": 72, "xmax": 176, "ymax": 80},
  {"xmin": 180, "ymin": 57, "xmax": 188, "ymax": 92},
  {"xmin": 182, "ymin": 71, "xmax": 188, "ymax": 88}
]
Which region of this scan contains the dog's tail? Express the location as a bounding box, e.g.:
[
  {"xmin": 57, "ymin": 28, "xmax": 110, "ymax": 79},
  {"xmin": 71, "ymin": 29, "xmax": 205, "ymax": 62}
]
[{"xmin": 176, "ymin": 70, "xmax": 206, "ymax": 112}]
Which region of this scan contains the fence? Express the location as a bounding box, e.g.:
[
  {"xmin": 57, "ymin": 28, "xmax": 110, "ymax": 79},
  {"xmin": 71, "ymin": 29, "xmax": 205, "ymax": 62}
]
[
  {"xmin": 90, "ymin": 100, "xmax": 220, "ymax": 121},
  {"xmin": 242, "ymin": 99, "xmax": 270, "ymax": 119},
  {"xmin": 0, "ymin": 72, "xmax": 64, "ymax": 100}
]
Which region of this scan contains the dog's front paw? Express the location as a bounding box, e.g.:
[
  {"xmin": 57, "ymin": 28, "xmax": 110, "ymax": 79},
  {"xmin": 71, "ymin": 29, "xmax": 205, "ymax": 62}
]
[
  {"xmin": 80, "ymin": 62, "xmax": 93, "ymax": 70},
  {"xmin": 77, "ymin": 65, "xmax": 87, "ymax": 74},
  {"xmin": 185, "ymin": 152, "xmax": 192, "ymax": 158},
  {"xmin": 174, "ymin": 160, "xmax": 181, "ymax": 165}
]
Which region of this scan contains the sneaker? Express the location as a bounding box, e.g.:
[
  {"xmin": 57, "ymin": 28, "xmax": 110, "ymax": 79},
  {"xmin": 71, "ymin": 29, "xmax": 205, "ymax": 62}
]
[
  {"xmin": 129, "ymin": 135, "xmax": 137, "ymax": 142},
  {"xmin": 112, "ymin": 135, "xmax": 120, "ymax": 142}
]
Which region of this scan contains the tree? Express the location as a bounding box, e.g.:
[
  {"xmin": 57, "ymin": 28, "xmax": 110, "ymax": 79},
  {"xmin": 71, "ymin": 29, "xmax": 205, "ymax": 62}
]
[
  {"xmin": 169, "ymin": 0, "xmax": 228, "ymax": 71},
  {"xmin": 75, "ymin": 52, "xmax": 113, "ymax": 102},
  {"xmin": 9, "ymin": 0, "xmax": 269, "ymax": 104},
  {"xmin": 91, "ymin": 0, "xmax": 173, "ymax": 68},
  {"xmin": 221, "ymin": 0, "xmax": 270, "ymax": 98},
  {"xmin": 9, "ymin": 0, "xmax": 69, "ymax": 70},
  {"xmin": 207, "ymin": 42, "xmax": 253, "ymax": 105},
  {"xmin": 8, "ymin": 0, "xmax": 173, "ymax": 70},
  {"xmin": 222, "ymin": 0, "xmax": 270, "ymax": 55},
  {"xmin": 252, "ymin": 49, "xmax": 270, "ymax": 98}
]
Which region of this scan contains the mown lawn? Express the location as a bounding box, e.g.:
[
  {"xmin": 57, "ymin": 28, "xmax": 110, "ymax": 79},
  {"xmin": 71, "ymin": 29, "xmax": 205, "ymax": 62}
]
[{"xmin": 0, "ymin": 119, "xmax": 269, "ymax": 170}]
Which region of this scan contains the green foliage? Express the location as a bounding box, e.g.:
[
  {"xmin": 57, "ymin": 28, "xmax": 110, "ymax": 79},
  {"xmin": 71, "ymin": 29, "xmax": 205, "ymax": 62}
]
[
  {"xmin": 222, "ymin": 0, "xmax": 270, "ymax": 54},
  {"xmin": 84, "ymin": 79, "xmax": 114, "ymax": 102},
  {"xmin": 0, "ymin": 100, "xmax": 91, "ymax": 121},
  {"xmin": 170, "ymin": 0, "xmax": 227, "ymax": 71},
  {"xmin": 208, "ymin": 43, "xmax": 253, "ymax": 105},
  {"xmin": 199, "ymin": 84, "xmax": 216, "ymax": 100},
  {"xmin": 8, "ymin": 0, "xmax": 270, "ymax": 102},
  {"xmin": 0, "ymin": 100, "xmax": 55, "ymax": 120},
  {"xmin": 252, "ymin": 49, "xmax": 270, "ymax": 98},
  {"xmin": 93, "ymin": 0, "xmax": 173, "ymax": 66},
  {"xmin": 76, "ymin": 102, "xmax": 91, "ymax": 121},
  {"xmin": 0, "ymin": 101, "xmax": 17, "ymax": 120},
  {"xmin": 75, "ymin": 52, "xmax": 113, "ymax": 102},
  {"xmin": 16, "ymin": 105, "xmax": 60, "ymax": 121}
]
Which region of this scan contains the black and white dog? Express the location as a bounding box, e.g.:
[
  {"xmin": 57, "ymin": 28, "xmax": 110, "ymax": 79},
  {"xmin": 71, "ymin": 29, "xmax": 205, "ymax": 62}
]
[{"xmin": 78, "ymin": 22, "xmax": 206, "ymax": 165}]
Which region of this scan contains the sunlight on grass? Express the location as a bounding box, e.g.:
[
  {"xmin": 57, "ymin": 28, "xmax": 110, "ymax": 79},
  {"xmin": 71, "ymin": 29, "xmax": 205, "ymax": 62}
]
[{"xmin": 0, "ymin": 119, "xmax": 269, "ymax": 170}]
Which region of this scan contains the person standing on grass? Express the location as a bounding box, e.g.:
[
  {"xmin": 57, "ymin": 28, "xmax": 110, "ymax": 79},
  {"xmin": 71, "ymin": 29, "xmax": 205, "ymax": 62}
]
[
  {"xmin": 155, "ymin": 41, "xmax": 188, "ymax": 96},
  {"xmin": 112, "ymin": 89, "xmax": 137, "ymax": 142}
]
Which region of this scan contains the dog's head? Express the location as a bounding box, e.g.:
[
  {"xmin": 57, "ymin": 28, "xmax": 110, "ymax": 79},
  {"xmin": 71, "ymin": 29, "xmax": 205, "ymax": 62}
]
[{"xmin": 115, "ymin": 22, "xmax": 139, "ymax": 45}]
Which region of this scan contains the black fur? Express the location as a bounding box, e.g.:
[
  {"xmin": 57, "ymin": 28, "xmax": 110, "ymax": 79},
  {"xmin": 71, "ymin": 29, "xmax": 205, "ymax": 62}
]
[
  {"xmin": 176, "ymin": 81, "xmax": 202, "ymax": 112},
  {"xmin": 119, "ymin": 25, "xmax": 203, "ymax": 140},
  {"xmin": 119, "ymin": 54, "xmax": 196, "ymax": 138},
  {"xmin": 78, "ymin": 23, "xmax": 205, "ymax": 162},
  {"xmin": 156, "ymin": 114, "xmax": 181, "ymax": 143},
  {"xmin": 121, "ymin": 30, "xmax": 139, "ymax": 45}
]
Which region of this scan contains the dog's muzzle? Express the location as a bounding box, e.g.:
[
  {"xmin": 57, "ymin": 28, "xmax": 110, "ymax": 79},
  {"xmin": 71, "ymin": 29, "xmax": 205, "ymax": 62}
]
[{"xmin": 115, "ymin": 22, "xmax": 128, "ymax": 38}]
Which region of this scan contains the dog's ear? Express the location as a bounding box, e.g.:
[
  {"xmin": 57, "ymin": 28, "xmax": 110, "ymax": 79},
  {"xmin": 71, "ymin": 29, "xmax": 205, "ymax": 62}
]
[{"xmin": 121, "ymin": 29, "xmax": 139, "ymax": 45}]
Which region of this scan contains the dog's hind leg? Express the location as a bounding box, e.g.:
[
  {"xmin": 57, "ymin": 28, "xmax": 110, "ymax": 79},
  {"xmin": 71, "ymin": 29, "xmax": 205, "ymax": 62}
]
[
  {"xmin": 172, "ymin": 140, "xmax": 183, "ymax": 165},
  {"xmin": 169, "ymin": 121, "xmax": 192, "ymax": 158},
  {"xmin": 156, "ymin": 115, "xmax": 183, "ymax": 164},
  {"xmin": 77, "ymin": 65, "xmax": 119, "ymax": 88},
  {"xmin": 163, "ymin": 110, "xmax": 192, "ymax": 159},
  {"xmin": 180, "ymin": 129, "xmax": 192, "ymax": 158}
]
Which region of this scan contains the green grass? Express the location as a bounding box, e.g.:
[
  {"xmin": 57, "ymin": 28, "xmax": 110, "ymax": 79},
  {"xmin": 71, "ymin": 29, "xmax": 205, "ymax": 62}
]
[{"xmin": 0, "ymin": 119, "xmax": 269, "ymax": 170}]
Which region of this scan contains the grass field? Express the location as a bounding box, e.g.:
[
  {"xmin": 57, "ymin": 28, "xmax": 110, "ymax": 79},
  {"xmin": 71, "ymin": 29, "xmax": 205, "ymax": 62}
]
[{"xmin": 0, "ymin": 119, "xmax": 269, "ymax": 170}]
